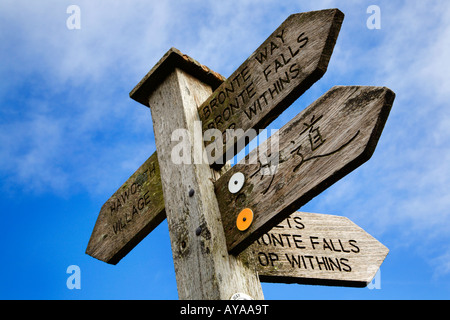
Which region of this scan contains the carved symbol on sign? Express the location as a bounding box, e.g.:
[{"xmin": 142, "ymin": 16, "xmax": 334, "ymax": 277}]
[
  {"xmin": 249, "ymin": 152, "xmax": 279, "ymax": 195},
  {"xmin": 289, "ymin": 114, "xmax": 361, "ymax": 173}
]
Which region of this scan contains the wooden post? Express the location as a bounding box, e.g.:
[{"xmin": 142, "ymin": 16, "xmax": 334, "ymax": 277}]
[{"xmin": 138, "ymin": 62, "xmax": 264, "ymax": 299}]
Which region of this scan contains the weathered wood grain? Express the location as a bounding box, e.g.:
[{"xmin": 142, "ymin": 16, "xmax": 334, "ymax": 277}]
[
  {"xmin": 253, "ymin": 211, "xmax": 389, "ymax": 287},
  {"xmin": 130, "ymin": 47, "xmax": 226, "ymax": 107},
  {"xmin": 148, "ymin": 68, "xmax": 263, "ymax": 300},
  {"xmin": 216, "ymin": 86, "xmax": 395, "ymax": 255},
  {"xmin": 199, "ymin": 9, "xmax": 344, "ymax": 168},
  {"xmin": 85, "ymin": 152, "xmax": 165, "ymax": 264}
]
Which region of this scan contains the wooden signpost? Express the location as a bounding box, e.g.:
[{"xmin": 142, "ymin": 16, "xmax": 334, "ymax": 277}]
[
  {"xmin": 253, "ymin": 211, "xmax": 389, "ymax": 287},
  {"xmin": 86, "ymin": 8, "xmax": 395, "ymax": 299},
  {"xmin": 87, "ymin": 8, "xmax": 344, "ymax": 265}
]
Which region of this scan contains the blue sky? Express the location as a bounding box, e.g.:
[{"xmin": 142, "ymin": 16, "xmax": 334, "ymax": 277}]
[{"xmin": 1, "ymin": 0, "xmax": 450, "ymax": 300}]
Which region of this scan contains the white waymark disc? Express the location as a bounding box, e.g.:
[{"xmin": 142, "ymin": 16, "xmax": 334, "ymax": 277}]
[
  {"xmin": 230, "ymin": 292, "xmax": 253, "ymax": 300},
  {"xmin": 228, "ymin": 172, "xmax": 245, "ymax": 194}
]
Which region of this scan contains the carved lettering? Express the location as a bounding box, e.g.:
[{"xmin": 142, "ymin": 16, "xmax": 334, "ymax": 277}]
[
  {"xmin": 253, "ymin": 212, "xmax": 366, "ymax": 278},
  {"xmin": 196, "ymin": 10, "xmax": 340, "ymax": 168}
]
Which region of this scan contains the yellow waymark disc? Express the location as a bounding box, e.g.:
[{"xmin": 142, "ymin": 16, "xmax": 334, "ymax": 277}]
[{"xmin": 236, "ymin": 208, "xmax": 253, "ymax": 231}]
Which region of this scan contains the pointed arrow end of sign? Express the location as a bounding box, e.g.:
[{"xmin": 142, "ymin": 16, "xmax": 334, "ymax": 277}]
[
  {"xmin": 254, "ymin": 212, "xmax": 390, "ymax": 288},
  {"xmin": 357, "ymin": 86, "xmax": 396, "ymax": 162},
  {"xmin": 341, "ymin": 214, "xmax": 390, "ymax": 288}
]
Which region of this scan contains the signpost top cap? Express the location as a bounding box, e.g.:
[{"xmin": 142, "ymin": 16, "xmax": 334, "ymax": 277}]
[{"xmin": 130, "ymin": 47, "xmax": 226, "ymax": 107}]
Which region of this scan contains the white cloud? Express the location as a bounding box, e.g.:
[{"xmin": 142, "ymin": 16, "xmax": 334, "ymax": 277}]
[
  {"xmin": 431, "ymin": 250, "xmax": 450, "ymax": 279},
  {"xmin": 0, "ymin": 0, "xmax": 172, "ymax": 196}
]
